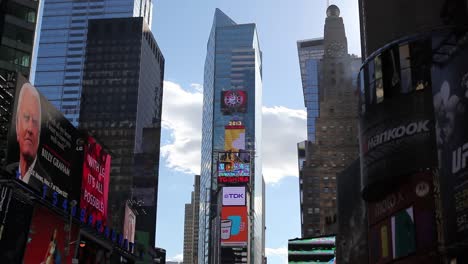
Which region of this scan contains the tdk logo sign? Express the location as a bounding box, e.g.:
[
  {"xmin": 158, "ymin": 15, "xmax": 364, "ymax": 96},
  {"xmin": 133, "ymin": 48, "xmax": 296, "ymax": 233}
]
[
  {"xmin": 224, "ymin": 193, "xmax": 244, "ymax": 199},
  {"xmin": 367, "ymin": 120, "xmax": 430, "ymax": 151},
  {"xmin": 222, "ymin": 187, "xmax": 246, "ymax": 206}
]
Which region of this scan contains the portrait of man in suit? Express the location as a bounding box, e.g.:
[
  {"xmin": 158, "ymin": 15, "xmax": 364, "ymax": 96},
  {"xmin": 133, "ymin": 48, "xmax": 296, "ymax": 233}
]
[{"xmin": 15, "ymin": 82, "xmax": 50, "ymax": 191}]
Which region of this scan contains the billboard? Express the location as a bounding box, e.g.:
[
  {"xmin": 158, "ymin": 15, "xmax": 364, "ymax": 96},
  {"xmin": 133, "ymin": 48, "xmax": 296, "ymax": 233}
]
[
  {"xmin": 220, "ymin": 206, "xmax": 248, "ymax": 247},
  {"xmin": 218, "ymin": 151, "xmax": 250, "ymax": 184},
  {"xmin": 224, "ymin": 125, "xmax": 245, "ymax": 152},
  {"xmin": 359, "ymin": 86, "xmax": 437, "ymax": 199},
  {"xmin": 222, "ymin": 187, "xmax": 246, "ymax": 206},
  {"xmin": 23, "ymin": 206, "xmax": 79, "ymax": 264},
  {"xmin": 6, "ymin": 75, "xmax": 83, "ymax": 205},
  {"xmin": 431, "ymin": 42, "xmax": 468, "ymax": 244},
  {"xmin": 123, "ymin": 203, "xmax": 136, "ymax": 244},
  {"xmin": 221, "ymin": 90, "xmax": 247, "ymax": 114},
  {"xmin": 80, "ymin": 135, "xmax": 110, "ymax": 227}
]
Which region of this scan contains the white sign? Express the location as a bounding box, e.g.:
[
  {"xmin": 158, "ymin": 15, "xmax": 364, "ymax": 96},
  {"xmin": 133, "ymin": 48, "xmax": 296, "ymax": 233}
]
[{"xmin": 222, "ymin": 187, "xmax": 246, "ymax": 206}]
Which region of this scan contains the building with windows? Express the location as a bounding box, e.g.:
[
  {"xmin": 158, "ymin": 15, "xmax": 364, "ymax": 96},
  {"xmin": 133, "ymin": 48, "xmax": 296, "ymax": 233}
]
[
  {"xmin": 184, "ymin": 175, "xmax": 200, "ymax": 264},
  {"xmin": 299, "ymin": 5, "xmax": 360, "ymax": 238},
  {"xmin": 198, "ymin": 9, "xmax": 264, "ymax": 264},
  {"xmin": 79, "ymin": 17, "xmax": 164, "ymax": 247},
  {"xmin": 34, "ymin": 0, "xmax": 153, "ymax": 125},
  {"xmin": 0, "ymin": 0, "xmax": 39, "ymax": 78},
  {"xmin": 297, "ymin": 38, "xmax": 324, "ymax": 142}
]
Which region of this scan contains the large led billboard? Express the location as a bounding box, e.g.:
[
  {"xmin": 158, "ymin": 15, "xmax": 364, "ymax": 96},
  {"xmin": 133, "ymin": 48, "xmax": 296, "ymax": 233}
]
[
  {"xmin": 218, "ymin": 151, "xmax": 250, "ymax": 184},
  {"xmin": 225, "ymin": 123, "xmax": 245, "ymax": 152},
  {"xmin": 6, "ymin": 75, "xmax": 83, "ymax": 205},
  {"xmin": 220, "ymin": 206, "xmax": 248, "ymax": 247},
  {"xmin": 222, "ymin": 187, "xmax": 246, "ymax": 206},
  {"xmin": 23, "ymin": 206, "xmax": 79, "ymax": 264},
  {"xmin": 80, "ymin": 135, "xmax": 110, "ymax": 228},
  {"xmin": 221, "ymin": 90, "xmax": 247, "ymax": 114}
]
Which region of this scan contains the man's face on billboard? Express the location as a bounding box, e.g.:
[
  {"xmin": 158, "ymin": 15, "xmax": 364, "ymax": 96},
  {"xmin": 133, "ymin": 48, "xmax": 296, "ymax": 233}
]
[{"xmin": 16, "ymin": 86, "xmax": 40, "ymax": 162}]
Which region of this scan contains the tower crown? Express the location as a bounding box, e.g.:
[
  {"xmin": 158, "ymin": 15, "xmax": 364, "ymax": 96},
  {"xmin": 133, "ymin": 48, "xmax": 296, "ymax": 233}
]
[{"xmin": 326, "ymin": 5, "xmax": 340, "ymax": 17}]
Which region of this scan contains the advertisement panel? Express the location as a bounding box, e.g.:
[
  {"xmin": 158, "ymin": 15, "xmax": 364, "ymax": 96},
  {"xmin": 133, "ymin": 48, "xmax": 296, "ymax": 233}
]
[
  {"xmin": 222, "ymin": 187, "xmax": 246, "ymax": 206},
  {"xmin": 359, "ymin": 86, "xmax": 437, "ymax": 198},
  {"xmin": 224, "ymin": 125, "xmax": 245, "ymax": 152},
  {"xmin": 23, "ymin": 206, "xmax": 79, "ymax": 264},
  {"xmin": 220, "ymin": 206, "xmax": 248, "ymax": 247},
  {"xmin": 123, "ymin": 203, "xmax": 136, "ymax": 244},
  {"xmin": 80, "ymin": 135, "xmax": 110, "ymax": 227},
  {"xmin": 221, "ymin": 90, "xmax": 247, "ymax": 114},
  {"xmin": 431, "ymin": 43, "xmax": 468, "ymax": 244},
  {"xmin": 218, "ymin": 151, "xmax": 250, "ymax": 184},
  {"xmin": 6, "ymin": 75, "xmax": 83, "ymax": 205}
]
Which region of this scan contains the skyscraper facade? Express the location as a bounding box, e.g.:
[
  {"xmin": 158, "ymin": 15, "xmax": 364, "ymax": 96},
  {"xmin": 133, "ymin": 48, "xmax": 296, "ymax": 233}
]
[
  {"xmin": 0, "ymin": 0, "xmax": 39, "ymax": 78},
  {"xmin": 184, "ymin": 175, "xmax": 200, "ymax": 264},
  {"xmin": 297, "ymin": 38, "xmax": 324, "ymax": 142},
  {"xmin": 199, "ymin": 9, "xmax": 264, "ymax": 264},
  {"xmin": 299, "ymin": 5, "xmax": 360, "ymax": 238},
  {"xmin": 34, "ymin": 0, "xmax": 153, "ymax": 125},
  {"xmin": 79, "ymin": 17, "xmax": 164, "ymax": 246}
]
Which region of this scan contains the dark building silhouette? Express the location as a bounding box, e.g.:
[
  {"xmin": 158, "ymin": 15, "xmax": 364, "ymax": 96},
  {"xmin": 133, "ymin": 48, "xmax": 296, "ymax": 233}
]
[
  {"xmin": 0, "ymin": 0, "xmax": 38, "ymax": 78},
  {"xmin": 299, "ymin": 5, "xmax": 360, "ymax": 238},
  {"xmin": 79, "ymin": 17, "xmax": 164, "ymax": 246}
]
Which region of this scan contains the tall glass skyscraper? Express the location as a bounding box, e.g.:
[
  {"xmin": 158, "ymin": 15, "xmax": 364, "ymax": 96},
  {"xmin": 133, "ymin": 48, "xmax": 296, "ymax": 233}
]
[
  {"xmin": 297, "ymin": 39, "xmax": 324, "ymax": 142},
  {"xmin": 199, "ymin": 9, "xmax": 264, "ymax": 264},
  {"xmin": 34, "ymin": 0, "xmax": 153, "ymax": 125}
]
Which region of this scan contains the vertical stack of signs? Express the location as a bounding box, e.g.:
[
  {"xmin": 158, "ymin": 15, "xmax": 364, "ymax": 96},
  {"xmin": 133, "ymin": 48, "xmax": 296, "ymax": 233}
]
[{"xmin": 219, "ymin": 89, "xmax": 249, "ymax": 263}]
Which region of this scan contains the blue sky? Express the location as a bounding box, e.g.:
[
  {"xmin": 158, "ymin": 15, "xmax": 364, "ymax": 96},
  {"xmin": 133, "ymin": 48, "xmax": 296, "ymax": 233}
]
[{"xmin": 152, "ymin": 1, "xmax": 361, "ymax": 263}]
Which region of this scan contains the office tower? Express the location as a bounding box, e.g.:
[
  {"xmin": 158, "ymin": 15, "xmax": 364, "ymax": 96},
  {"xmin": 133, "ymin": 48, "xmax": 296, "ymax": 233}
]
[
  {"xmin": 199, "ymin": 9, "xmax": 264, "ymax": 264},
  {"xmin": 299, "ymin": 5, "xmax": 360, "ymax": 237},
  {"xmin": 184, "ymin": 175, "xmax": 201, "ymax": 264},
  {"xmin": 297, "ymin": 39, "xmax": 324, "ymax": 142},
  {"xmin": 79, "ymin": 17, "xmax": 164, "ymax": 246},
  {"xmin": 184, "ymin": 203, "xmax": 194, "ymax": 264},
  {"xmin": 0, "ymin": 0, "xmax": 39, "ymax": 78},
  {"xmin": 34, "ymin": 0, "xmax": 153, "ymax": 125}
]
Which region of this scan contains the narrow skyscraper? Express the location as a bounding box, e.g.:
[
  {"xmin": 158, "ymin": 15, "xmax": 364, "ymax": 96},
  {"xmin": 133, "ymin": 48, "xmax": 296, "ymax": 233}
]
[
  {"xmin": 34, "ymin": 0, "xmax": 153, "ymax": 125},
  {"xmin": 199, "ymin": 9, "xmax": 264, "ymax": 264},
  {"xmin": 299, "ymin": 5, "xmax": 360, "ymax": 237}
]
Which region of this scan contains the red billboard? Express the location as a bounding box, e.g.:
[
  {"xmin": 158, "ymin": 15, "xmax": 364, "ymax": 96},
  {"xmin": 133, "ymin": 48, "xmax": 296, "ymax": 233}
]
[
  {"xmin": 220, "ymin": 206, "xmax": 248, "ymax": 247},
  {"xmin": 23, "ymin": 206, "xmax": 79, "ymax": 264},
  {"xmin": 80, "ymin": 136, "xmax": 110, "ymax": 227}
]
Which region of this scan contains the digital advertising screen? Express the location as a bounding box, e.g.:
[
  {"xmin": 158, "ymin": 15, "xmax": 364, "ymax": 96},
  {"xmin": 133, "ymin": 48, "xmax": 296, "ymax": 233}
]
[
  {"xmin": 218, "ymin": 151, "xmax": 250, "ymax": 185},
  {"xmin": 23, "ymin": 206, "xmax": 79, "ymax": 264},
  {"xmin": 80, "ymin": 135, "xmax": 110, "ymax": 228},
  {"xmin": 6, "ymin": 75, "xmax": 83, "ymax": 207},
  {"xmin": 224, "ymin": 125, "xmax": 245, "ymax": 152},
  {"xmin": 221, "ymin": 90, "xmax": 247, "ymax": 114},
  {"xmin": 222, "ymin": 187, "xmax": 246, "ymax": 206},
  {"xmin": 220, "ymin": 206, "xmax": 248, "ymax": 247}
]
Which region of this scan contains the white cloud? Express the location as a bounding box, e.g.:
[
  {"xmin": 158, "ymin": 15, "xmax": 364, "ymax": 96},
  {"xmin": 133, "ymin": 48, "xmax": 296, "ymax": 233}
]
[
  {"xmin": 167, "ymin": 253, "xmax": 183, "ymax": 262},
  {"xmin": 161, "ymin": 81, "xmax": 203, "ymax": 174},
  {"xmin": 266, "ymin": 247, "xmax": 288, "ymax": 263},
  {"xmin": 190, "ymin": 83, "xmax": 203, "ymax": 93},
  {"xmin": 262, "ymin": 106, "xmax": 306, "ymax": 183},
  {"xmin": 161, "ymin": 81, "xmax": 306, "ymax": 183}
]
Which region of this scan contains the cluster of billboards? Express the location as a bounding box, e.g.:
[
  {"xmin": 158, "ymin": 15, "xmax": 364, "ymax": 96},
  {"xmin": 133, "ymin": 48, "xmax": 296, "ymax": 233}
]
[{"xmin": 1, "ymin": 76, "xmax": 136, "ymax": 254}]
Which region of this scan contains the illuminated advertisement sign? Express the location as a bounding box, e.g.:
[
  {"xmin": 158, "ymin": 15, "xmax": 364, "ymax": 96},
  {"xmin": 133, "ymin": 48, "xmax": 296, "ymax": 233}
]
[
  {"xmin": 221, "ymin": 90, "xmax": 247, "ymax": 114},
  {"xmin": 23, "ymin": 206, "xmax": 79, "ymax": 264},
  {"xmin": 6, "ymin": 75, "xmax": 83, "ymax": 208},
  {"xmin": 224, "ymin": 124, "xmax": 245, "ymax": 152},
  {"xmin": 123, "ymin": 203, "xmax": 136, "ymax": 244},
  {"xmin": 432, "ymin": 43, "xmax": 468, "ymax": 244},
  {"xmin": 220, "ymin": 206, "xmax": 248, "ymax": 247},
  {"xmin": 218, "ymin": 151, "xmax": 250, "ymax": 185},
  {"xmin": 80, "ymin": 135, "xmax": 110, "ymax": 228},
  {"xmin": 222, "ymin": 187, "xmax": 246, "ymax": 206}
]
